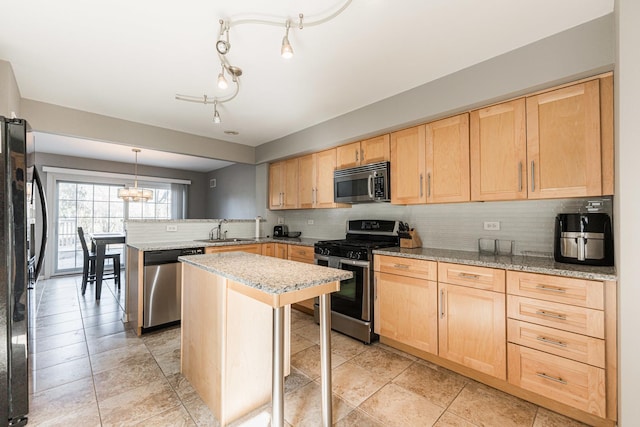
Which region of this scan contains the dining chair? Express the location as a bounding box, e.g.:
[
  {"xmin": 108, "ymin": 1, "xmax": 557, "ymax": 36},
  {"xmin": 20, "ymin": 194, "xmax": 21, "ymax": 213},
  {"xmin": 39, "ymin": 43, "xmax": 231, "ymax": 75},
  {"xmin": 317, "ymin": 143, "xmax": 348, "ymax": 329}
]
[{"xmin": 77, "ymin": 227, "xmax": 121, "ymax": 296}]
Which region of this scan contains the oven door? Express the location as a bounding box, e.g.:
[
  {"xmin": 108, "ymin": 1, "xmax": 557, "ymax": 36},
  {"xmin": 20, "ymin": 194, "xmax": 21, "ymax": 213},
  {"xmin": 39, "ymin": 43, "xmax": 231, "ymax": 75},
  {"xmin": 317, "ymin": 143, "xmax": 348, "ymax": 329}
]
[{"xmin": 315, "ymin": 254, "xmax": 371, "ymax": 321}]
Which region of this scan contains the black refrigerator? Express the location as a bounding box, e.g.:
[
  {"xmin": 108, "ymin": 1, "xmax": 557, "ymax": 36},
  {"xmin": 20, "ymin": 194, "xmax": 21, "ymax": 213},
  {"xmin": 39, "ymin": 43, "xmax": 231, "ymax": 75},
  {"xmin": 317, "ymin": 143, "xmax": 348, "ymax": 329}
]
[{"xmin": 1, "ymin": 116, "xmax": 48, "ymax": 426}]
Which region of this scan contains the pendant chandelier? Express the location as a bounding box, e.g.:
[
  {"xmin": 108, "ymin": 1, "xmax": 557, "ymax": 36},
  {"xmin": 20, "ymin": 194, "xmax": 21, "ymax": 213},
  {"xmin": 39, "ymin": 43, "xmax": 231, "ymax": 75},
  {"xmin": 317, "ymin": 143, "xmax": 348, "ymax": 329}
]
[{"xmin": 118, "ymin": 149, "xmax": 153, "ymax": 202}]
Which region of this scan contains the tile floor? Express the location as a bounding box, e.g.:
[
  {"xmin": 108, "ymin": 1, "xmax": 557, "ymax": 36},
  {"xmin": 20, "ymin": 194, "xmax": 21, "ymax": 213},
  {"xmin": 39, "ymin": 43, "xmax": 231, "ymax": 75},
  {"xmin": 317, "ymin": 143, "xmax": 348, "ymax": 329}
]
[{"xmin": 27, "ymin": 274, "xmax": 590, "ymax": 426}]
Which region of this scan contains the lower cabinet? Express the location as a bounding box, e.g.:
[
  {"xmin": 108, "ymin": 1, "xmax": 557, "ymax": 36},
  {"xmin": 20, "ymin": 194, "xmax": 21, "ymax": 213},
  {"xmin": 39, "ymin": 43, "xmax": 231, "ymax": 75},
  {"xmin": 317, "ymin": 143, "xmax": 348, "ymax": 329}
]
[
  {"xmin": 205, "ymin": 244, "xmax": 262, "ymax": 254},
  {"xmin": 262, "ymin": 242, "xmax": 288, "ymax": 259},
  {"xmin": 287, "ymin": 245, "xmax": 316, "ymax": 313}
]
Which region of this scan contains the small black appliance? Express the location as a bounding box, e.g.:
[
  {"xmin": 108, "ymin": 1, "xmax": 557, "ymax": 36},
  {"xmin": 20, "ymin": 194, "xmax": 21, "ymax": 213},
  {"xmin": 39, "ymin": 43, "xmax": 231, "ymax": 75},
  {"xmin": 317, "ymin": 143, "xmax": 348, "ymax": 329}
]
[{"xmin": 554, "ymin": 213, "xmax": 613, "ymax": 266}]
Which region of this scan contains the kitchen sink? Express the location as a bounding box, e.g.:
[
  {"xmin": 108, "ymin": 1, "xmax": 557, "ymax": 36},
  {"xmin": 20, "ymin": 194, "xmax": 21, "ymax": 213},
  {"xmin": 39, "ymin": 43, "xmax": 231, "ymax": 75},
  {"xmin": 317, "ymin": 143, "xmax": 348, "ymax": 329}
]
[{"xmin": 195, "ymin": 238, "xmax": 256, "ymax": 243}]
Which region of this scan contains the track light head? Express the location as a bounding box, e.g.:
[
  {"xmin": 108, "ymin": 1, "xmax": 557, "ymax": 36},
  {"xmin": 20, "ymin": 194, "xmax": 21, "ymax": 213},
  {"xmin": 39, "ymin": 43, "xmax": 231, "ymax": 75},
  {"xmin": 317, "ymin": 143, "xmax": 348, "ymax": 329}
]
[
  {"xmin": 281, "ymin": 21, "xmax": 293, "ymax": 59},
  {"xmin": 213, "ymin": 101, "xmax": 221, "ymax": 124}
]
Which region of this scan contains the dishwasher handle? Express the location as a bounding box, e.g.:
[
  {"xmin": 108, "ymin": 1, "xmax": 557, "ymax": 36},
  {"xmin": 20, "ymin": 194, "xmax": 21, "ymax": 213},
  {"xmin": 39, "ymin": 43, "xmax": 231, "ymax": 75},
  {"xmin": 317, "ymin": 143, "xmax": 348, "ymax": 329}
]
[{"xmin": 144, "ymin": 247, "xmax": 204, "ymax": 265}]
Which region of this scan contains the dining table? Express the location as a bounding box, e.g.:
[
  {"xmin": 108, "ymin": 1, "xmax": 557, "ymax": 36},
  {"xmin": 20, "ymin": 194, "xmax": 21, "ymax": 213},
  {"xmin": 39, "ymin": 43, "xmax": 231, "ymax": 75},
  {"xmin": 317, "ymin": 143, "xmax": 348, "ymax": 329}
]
[{"xmin": 89, "ymin": 232, "xmax": 126, "ymax": 300}]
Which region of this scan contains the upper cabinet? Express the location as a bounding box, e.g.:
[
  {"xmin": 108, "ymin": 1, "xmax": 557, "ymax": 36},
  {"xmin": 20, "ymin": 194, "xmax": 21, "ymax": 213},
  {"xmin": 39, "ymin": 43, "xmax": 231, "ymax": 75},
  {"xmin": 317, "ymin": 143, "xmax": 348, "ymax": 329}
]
[
  {"xmin": 298, "ymin": 148, "xmax": 344, "ymax": 209},
  {"xmin": 269, "ymin": 158, "xmax": 299, "ymax": 210},
  {"xmin": 425, "ymin": 113, "xmax": 470, "ymax": 203},
  {"xmin": 526, "ymin": 79, "xmax": 603, "ymax": 199},
  {"xmin": 336, "ymin": 134, "xmax": 390, "ymax": 169},
  {"xmin": 391, "ymin": 126, "xmax": 426, "ymax": 205},
  {"xmin": 470, "ymin": 99, "xmax": 528, "ymax": 202}
]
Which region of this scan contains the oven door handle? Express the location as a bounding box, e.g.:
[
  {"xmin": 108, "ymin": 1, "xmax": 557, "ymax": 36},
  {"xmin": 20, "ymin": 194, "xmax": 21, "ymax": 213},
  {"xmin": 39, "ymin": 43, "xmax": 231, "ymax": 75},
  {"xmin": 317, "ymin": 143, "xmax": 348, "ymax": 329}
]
[{"xmin": 338, "ymin": 258, "xmax": 371, "ymax": 269}]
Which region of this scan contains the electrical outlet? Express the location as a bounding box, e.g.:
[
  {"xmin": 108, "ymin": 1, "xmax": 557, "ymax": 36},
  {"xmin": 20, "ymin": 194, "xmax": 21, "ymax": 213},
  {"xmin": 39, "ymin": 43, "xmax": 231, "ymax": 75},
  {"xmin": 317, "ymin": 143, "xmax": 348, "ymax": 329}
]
[
  {"xmin": 166, "ymin": 225, "xmax": 178, "ymax": 232},
  {"xmin": 278, "ymin": 217, "xmax": 285, "ymax": 224},
  {"xmin": 307, "ymin": 219, "xmax": 314, "ymax": 225},
  {"xmin": 483, "ymin": 221, "xmax": 500, "ymax": 231}
]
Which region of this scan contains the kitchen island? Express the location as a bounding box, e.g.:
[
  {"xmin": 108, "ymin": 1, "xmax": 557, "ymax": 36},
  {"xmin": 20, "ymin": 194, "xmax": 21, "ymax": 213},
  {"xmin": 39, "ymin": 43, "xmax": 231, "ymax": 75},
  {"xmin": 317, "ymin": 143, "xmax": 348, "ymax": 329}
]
[{"xmin": 178, "ymin": 251, "xmax": 351, "ymax": 426}]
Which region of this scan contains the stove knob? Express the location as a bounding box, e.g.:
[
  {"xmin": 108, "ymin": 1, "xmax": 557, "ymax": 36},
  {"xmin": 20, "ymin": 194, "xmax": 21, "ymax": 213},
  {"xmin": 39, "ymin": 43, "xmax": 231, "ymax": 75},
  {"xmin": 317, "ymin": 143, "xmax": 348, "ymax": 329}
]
[
  {"xmin": 346, "ymin": 251, "xmax": 353, "ymax": 259},
  {"xmin": 354, "ymin": 252, "xmax": 361, "ymax": 260},
  {"xmin": 323, "ymin": 248, "xmax": 330, "ymax": 256}
]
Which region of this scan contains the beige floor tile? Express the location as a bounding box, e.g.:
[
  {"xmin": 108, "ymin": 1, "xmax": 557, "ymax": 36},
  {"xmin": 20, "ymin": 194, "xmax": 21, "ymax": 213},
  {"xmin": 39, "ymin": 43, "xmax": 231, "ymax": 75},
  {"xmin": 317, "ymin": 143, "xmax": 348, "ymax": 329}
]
[
  {"xmin": 32, "ymin": 318, "xmax": 83, "ymax": 338},
  {"xmin": 434, "ymin": 411, "xmax": 479, "ymax": 427},
  {"xmin": 142, "ymin": 326, "xmax": 182, "ymax": 356},
  {"xmin": 28, "ymin": 401, "xmax": 101, "ymax": 427},
  {"xmin": 183, "ymin": 394, "xmax": 220, "ymax": 426},
  {"xmin": 284, "ymin": 381, "xmax": 354, "ymax": 426},
  {"xmin": 293, "ymin": 323, "xmax": 321, "ymax": 344},
  {"xmin": 29, "ymin": 310, "xmax": 82, "ymax": 328},
  {"xmin": 290, "ymin": 332, "xmax": 316, "ymax": 355},
  {"xmin": 32, "ymin": 356, "xmax": 92, "ymax": 393},
  {"xmin": 99, "ymin": 377, "xmax": 181, "ymax": 425},
  {"xmin": 133, "ymin": 404, "xmax": 196, "ymax": 426},
  {"xmin": 290, "ymin": 344, "xmax": 348, "ymax": 380},
  {"xmin": 335, "ymin": 408, "xmax": 385, "ymax": 427},
  {"xmin": 331, "ymin": 333, "xmax": 368, "ymax": 359},
  {"xmin": 81, "ymin": 310, "xmax": 127, "ymax": 328},
  {"xmin": 93, "ymin": 352, "xmax": 166, "ymax": 401},
  {"xmin": 29, "ymin": 341, "xmax": 88, "ymax": 371},
  {"xmin": 89, "ymin": 342, "xmax": 150, "ymax": 374},
  {"xmin": 166, "ymin": 373, "xmax": 200, "ymax": 402},
  {"xmin": 448, "ymin": 381, "xmax": 538, "ymax": 427},
  {"xmin": 331, "ymin": 361, "xmax": 389, "ymax": 407},
  {"xmin": 533, "ymin": 407, "xmax": 590, "ymax": 427},
  {"xmin": 86, "ymin": 328, "xmax": 140, "ymax": 355},
  {"xmin": 84, "ymin": 319, "xmax": 129, "ymax": 339},
  {"xmin": 284, "ymin": 367, "xmax": 312, "ymax": 393},
  {"xmin": 393, "ymin": 362, "xmax": 467, "ymax": 408},
  {"xmin": 360, "ymin": 382, "xmax": 444, "ymax": 427},
  {"xmin": 349, "ymin": 345, "xmax": 413, "ymax": 382},
  {"xmin": 154, "ymin": 348, "xmax": 182, "ymax": 376},
  {"xmin": 290, "ymin": 309, "xmax": 316, "ymax": 330},
  {"xmin": 28, "ymin": 377, "xmax": 97, "ymax": 422},
  {"xmin": 29, "ymin": 328, "xmax": 85, "ymax": 354}
]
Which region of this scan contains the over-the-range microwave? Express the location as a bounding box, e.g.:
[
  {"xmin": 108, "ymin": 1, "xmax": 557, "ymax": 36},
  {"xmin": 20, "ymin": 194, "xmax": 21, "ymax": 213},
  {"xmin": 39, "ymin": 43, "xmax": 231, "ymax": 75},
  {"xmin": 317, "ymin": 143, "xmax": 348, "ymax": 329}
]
[{"xmin": 334, "ymin": 161, "xmax": 391, "ymax": 203}]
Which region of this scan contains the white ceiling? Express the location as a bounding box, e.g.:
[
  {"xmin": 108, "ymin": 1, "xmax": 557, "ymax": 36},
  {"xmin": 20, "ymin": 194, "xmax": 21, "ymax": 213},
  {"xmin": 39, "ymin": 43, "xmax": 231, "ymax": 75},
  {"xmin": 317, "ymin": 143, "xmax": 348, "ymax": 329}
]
[{"xmin": 1, "ymin": 0, "xmax": 613, "ymax": 171}]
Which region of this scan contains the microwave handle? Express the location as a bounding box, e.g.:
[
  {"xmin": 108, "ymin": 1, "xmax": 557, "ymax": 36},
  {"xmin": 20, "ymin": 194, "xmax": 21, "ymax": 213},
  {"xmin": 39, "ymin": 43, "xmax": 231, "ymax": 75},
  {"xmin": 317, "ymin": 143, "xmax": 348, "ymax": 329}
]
[{"xmin": 368, "ymin": 174, "xmax": 374, "ymax": 199}]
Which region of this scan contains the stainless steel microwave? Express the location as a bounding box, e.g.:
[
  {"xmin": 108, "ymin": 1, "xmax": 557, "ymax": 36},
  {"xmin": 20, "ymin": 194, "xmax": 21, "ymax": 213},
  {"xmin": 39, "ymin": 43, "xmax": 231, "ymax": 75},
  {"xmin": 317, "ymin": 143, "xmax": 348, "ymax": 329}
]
[{"xmin": 334, "ymin": 161, "xmax": 391, "ymax": 203}]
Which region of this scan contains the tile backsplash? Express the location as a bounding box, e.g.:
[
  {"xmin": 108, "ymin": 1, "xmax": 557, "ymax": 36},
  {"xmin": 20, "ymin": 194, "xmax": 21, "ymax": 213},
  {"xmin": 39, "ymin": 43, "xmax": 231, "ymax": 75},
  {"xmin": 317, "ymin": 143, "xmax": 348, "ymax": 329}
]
[{"xmin": 263, "ymin": 197, "xmax": 612, "ymax": 256}]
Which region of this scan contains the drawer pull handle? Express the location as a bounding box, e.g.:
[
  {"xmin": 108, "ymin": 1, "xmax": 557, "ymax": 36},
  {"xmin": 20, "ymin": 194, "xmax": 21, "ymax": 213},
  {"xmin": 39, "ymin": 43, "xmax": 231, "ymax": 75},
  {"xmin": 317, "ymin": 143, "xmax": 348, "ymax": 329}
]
[
  {"xmin": 535, "ymin": 285, "xmax": 566, "ymax": 293},
  {"xmin": 535, "ymin": 310, "xmax": 567, "ymax": 320},
  {"xmin": 439, "ymin": 289, "xmax": 445, "ymax": 319},
  {"xmin": 536, "ymin": 336, "xmax": 567, "ymax": 347},
  {"xmin": 393, "ymin": 264, "xmax": 409, "ymax": 269},
  {"xmin": 536, "ymin": 372, "xmax": 567, "ymax": 385},
  {"xmin": 458, "ymin": 272, "xmax": 480, "ymax": 280}
]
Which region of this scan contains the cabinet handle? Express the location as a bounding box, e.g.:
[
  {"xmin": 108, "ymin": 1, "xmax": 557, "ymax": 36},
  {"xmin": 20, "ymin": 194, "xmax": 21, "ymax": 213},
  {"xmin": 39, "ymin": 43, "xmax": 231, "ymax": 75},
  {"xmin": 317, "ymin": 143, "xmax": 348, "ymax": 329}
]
[
  {"xmin": 427, "ymin": 173, "xmax": 431, "ymax": 198},
  {"xmin": 279, "ymin": 192, "xmax": 283, "ymax": 206},
  {"xmin": 536, "ymin": 336, "xmax": 568, "ymax": 347},
  {"xmin": 531, "ymin": 161, "xmax": 535, "ymax": 192},
  {"xmin": 374, "ymin": 276, "xmax": 377, "ymax": 300},
  {"xmin": 439, "ymin": 289, "xmax": 445, "ymax": 319},
  {"xmin": 361, "ymin": 149, "xmax": 364, "ymax": 163},
  {"xmin": 535, "ymin": 285, "xmax": 566, "ymax": 294},
  {"xmin": 535, "ymin": 310, "xmax": 567, "ymax": 320},
  {"xmin": 419, "ymin": 173, "xmax": 424, "ymax": 197},
  {"xmin": 536, "ymin": 372, "xmax": 567, "ymax": 385},
  {"xmin": 458, "ymin": 272, "xmax": 480, "ymax": 280},
  {"xmin": 393, "ymin": 264, "xmax": 409, "ymax": 269},
  {"xmin": 518, "ymin": 162, "xmax": 523, "ymax": 192},
  {"xmin": 312, "ymin": 188, "xmax": 317, "ymax": 205},
  {"xmin": 355, "ymin": 149, "xmax": 359, "ymax": 163}
]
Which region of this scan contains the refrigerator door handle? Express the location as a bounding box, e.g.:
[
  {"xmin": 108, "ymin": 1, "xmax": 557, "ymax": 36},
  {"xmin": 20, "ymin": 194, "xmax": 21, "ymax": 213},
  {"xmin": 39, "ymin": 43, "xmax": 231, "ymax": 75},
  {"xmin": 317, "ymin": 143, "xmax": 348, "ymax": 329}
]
[{"xmin": 32, "ymin": 166, "xmax": 48, "ymax": 280}]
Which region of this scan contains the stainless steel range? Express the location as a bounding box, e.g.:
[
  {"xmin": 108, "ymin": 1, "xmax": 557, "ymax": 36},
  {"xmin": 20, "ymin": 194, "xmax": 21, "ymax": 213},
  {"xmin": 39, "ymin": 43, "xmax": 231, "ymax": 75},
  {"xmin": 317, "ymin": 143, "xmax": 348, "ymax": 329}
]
[{"xmin": 313, "ymin": 219, "xmax": 401, "ymax": 343}]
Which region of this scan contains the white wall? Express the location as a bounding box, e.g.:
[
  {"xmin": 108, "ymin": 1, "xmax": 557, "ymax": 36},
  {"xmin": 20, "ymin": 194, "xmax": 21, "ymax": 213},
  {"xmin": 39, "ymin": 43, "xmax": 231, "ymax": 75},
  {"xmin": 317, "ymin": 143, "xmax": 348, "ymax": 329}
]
[{"xmin": 615, "ymin": 0, "xmax": 640, "ymax": 424}]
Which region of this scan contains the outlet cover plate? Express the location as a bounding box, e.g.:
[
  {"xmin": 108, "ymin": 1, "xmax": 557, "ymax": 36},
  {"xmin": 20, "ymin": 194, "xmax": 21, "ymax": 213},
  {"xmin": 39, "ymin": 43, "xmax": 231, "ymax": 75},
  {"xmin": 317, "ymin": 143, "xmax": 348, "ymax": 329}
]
[{"xmin": 483, "ymin": 221, "xmax": 500, "ymax": 231}]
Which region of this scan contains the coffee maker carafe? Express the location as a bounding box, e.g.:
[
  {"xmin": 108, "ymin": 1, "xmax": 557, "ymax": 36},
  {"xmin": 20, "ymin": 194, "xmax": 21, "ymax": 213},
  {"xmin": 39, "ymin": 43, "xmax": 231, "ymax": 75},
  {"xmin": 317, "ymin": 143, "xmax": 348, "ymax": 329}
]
[{"xmin": 554, "ymin": 213, "xmax": 613, "ymax": 266}]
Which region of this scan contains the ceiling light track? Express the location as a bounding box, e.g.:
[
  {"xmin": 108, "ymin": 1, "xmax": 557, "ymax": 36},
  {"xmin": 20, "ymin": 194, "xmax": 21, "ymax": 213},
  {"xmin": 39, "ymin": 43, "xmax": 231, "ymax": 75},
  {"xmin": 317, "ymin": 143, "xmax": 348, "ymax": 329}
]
[{"xmin": 174, "ymin": 0, "xmax": 352, "ymax": 125}]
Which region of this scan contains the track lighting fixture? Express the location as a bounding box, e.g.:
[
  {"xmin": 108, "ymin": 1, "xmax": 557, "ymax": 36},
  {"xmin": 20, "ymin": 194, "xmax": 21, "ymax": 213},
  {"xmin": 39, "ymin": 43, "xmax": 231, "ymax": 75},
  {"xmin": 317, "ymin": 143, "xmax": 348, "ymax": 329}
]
[{"xmin": 175, "ymin": 0, "xmax": 352, "ymax": 124}]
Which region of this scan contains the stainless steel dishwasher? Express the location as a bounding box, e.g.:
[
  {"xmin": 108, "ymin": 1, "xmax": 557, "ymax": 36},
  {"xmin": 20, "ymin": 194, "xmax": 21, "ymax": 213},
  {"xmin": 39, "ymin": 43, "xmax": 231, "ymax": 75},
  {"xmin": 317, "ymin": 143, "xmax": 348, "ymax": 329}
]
[{"xmin": 143, "ymin": 247, "xmax": 204, "ymax": 329}]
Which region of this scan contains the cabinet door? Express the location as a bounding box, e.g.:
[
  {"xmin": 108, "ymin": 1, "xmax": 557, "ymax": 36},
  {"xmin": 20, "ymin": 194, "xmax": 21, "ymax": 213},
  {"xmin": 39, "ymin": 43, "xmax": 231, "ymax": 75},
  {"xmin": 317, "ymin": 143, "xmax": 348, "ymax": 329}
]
[
  {"xmin": 298, "ymin": 154, "xmax": 316, "ymax": 209},
  {"xmin": 426, "ymin": 114, "xmax": 470, "ymax": 203},
  {"xmin": 275, "ymin": 243, "xmax": 288, "ymax": 259},
  {"xmin": 336, "ymin": 141, "xmax": 361, "ymax": 169},
  {"xmin": 438, "ymin": 283, "xmax": 506, "ymax": 379},
  {"xmin": 282, "ymin": 158, "xmax": 299, "ymax": 209},
  {"xmin": 470, "ymin": 99, "xmax": 527, "ymax": 201},
  {"xmin": 526, "ymin": 80, "xmax": 602, "ymax": 199},
  {"xmin": 315, "ymin": 148, "xmax": 338, "ymax": 208},
  {"xmin": 390, "ymin": 125, "xmax": 427, "ymax": 204},
  {"xmin": 269, "ymin": 162, "xmax": 284, "ymax": 209},
  {"xmin": 361, "ymin": 134, "xmax": 390, "ymax": 165},
  {"xmin": 261, "ymin": 243, "xmax": 275, "ymax": 257},
  {"xmin": 375, "ymin": 272, "xmax": 438, "ymax": 354}
]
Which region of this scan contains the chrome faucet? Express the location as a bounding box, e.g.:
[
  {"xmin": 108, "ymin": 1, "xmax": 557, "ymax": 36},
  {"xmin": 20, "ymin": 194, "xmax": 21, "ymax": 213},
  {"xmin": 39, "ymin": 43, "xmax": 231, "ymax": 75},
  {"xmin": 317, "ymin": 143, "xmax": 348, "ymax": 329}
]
[{"xmin": 209, "ymin": 219, "xmax": 227, "ymax": 240}]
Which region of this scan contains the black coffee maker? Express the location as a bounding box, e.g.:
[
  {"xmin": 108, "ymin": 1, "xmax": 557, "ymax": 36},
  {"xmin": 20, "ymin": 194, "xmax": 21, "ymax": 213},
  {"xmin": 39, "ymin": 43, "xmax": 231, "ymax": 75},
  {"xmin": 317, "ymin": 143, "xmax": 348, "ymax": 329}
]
[{"xmin": 554, "ymin": 213, "xmax": 613, "ymax": 266}]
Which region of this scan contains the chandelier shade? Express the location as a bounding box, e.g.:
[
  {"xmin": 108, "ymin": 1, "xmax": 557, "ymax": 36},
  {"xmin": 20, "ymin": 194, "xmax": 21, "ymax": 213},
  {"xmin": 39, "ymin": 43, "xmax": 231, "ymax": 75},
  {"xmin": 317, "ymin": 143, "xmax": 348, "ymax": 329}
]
[{"xmin": 118, "ymin": 149, "xmax": 153, "ymax": 202}]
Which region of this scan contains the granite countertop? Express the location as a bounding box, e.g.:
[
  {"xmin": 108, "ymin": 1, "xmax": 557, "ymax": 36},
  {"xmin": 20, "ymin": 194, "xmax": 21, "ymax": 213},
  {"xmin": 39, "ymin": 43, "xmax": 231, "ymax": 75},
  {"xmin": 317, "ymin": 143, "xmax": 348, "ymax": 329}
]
[
  {"xmin": 373, "ymin": 247, "xmax": 617, "ymax": 281},
  {"xmin": 127, "ymin": 237, "xmax": 320, "ymax": 251},
  {"xmin": 179, "ymin": 252, "xmax": 352, "ymax": 295}
]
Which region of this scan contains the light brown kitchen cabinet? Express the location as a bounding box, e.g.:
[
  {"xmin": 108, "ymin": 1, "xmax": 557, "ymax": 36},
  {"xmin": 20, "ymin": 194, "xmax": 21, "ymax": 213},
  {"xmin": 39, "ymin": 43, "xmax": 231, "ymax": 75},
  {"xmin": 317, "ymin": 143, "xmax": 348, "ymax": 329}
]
[
  {"xmin": 374, "ymin": 256, "xmax": 438, "ymax": 354},
  {"xmin": 526, "ymin": 80, "xmax": 603, "ymax": 199},
  {"xmin": 390, "ymin": 125, "xmax": 426, "ymax": 204},
  {"xmin": 425, "ymin": 113, "xmax": 470, "ymax": 203},
  {"xmin": 298, "ymin": 149, "xmax": 343, "ymax": 209},
  {"xmin": 269, "ymin": 158, "xmax": 299, "ymax": 210},
  {"xmin": 288, "ymin": 244, "xmax": 316, "ymax": 313},
  {"xmin": 261, "ymin": 242, "xmax": 288, "ymax": 259},
  {"xmin": 470, "ymin": 98, "xmax": 527, "ymax": 201},
  {"xmin": 438, "ymin": 262, "xmax": 506, "ymax": 380},
  {"xmin": 205, "ymin": 244, "xmax": 262, "ymax": 255},
  {"xmin": 336, "ymin": 134, "xmax": 390, "ymax": 169}
]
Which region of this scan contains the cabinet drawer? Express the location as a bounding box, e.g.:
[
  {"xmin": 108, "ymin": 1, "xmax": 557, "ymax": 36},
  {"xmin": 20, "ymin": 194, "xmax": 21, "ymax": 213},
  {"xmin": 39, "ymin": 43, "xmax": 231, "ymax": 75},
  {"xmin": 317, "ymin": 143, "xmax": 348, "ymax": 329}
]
[
  {"xmin": 205, "ymin": 244, "xmax": 262, "ymax": 254},
  {"xmin": 287, "ymin": 245, "xmax": 315, "ymax": 264},
  {"xmin": 438, "ymin": 262, "xmax": 505, "ymax": 292},
  {"xmin": 507, "ymin": 295, "xmax": 604, "ymax": 338},
  {"xmin": 374, "ymin": 255, "xmax": 437, "ymax": 281},
  {"xmin": 507, "ymin": 271, "xmax": 604, "ymax": 309},
  {"xmin": 508, "ymin": 344, "xmax": 606, "ymax": 417},
  {"xmin": 507, "ymin": 319, "xmax": 605, "ymax": 368}
]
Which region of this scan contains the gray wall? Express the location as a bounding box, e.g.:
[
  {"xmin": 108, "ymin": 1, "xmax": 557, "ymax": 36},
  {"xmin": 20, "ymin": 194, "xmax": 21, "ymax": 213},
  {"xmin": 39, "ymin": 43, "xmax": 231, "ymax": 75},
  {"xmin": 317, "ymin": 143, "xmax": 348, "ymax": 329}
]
[
  {"xmin": 0, "ymin": 59, "xmax": 21, "ymax": 117},
  {"xmin": 34, "ymin": 152, "xmax": 209, "ymax": 218},
  {"xmin": 206, "ymin": 163, "xmax": 257, "ymax": 219}
]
